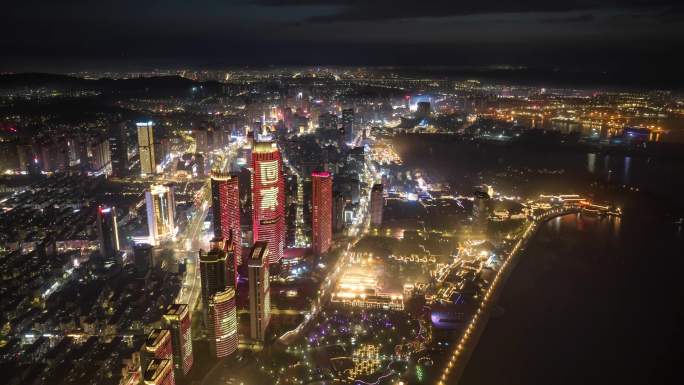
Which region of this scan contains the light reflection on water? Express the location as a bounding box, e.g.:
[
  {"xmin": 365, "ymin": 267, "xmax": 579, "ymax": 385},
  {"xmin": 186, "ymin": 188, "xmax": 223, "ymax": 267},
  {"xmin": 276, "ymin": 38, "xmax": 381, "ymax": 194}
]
[
  {"xmin": 545, "ymin": 212, "xmax": 622, "ymax": 242},
  {"xmin": 586, "ymin": 153, "xmax": 596, "ymax": 174},
  {"xmin": 585, "ymin": 152, "xmax": 647, "ymax": 187},
  {"xmin": 623, "ymin": 156, "xmax": 631, "ymax": 186},
  {"xmin": 461, "ymin": 211, "xmax": 682, "ymax": 385}
]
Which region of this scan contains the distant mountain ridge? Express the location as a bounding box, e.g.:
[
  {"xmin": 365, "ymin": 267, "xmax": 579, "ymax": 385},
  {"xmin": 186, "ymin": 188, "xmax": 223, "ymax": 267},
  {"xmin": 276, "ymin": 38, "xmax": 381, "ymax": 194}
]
[{"xmin": 0, "ymin": 73, "xmax": 223, "ymax": 94}]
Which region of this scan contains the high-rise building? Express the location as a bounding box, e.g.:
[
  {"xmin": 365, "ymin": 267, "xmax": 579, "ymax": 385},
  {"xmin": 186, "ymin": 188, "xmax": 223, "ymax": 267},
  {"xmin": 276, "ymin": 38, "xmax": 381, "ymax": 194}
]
[
  {"xmin": 86, "ymin": 137, "xmax": 112, "ymax": 176},
  {"xmin": 143, "ymin": 358, "xmax": 174, "ymax": 385},
  {"xmin": 248, "ymin": 242, "xmax": 270, "ymax": 342},
  {"xmin": 16, "ymin": 143, "xmax": 39, "ymax": 175},
  {"xmin": 332, "ymin": 192, "xmax": 346, "ymax": 233},
  {"xmin": 224, "ymin": 235, "xmax": 238, "ymax": 290},
  {"xmin": 199, "ymin": 239, "xmax": 235, "ymax": 330},
  {"xmin": 142, "ymin": 329, "xmax": 173, "ymax": 381},
  {"xmin": 251, "ymin": 141, "xmax": 285, "ymax": 264},
  {"xmin": 109, "ymin": 123, "xmax": 129, "ymax": 177},
  {"xmin": 472, "ymin": 191, "xmax": 490, "ymax": 231},
  {"xmin": 342, "ymin": 108, "xmax": 354, "ymax": 145},
  {"xmin": 163, "ymin": 304, "xmax": 193, "ymax": 378},
  {"xmin": 38, "ymin": 138, "xmax": 68, "ymax": 172},
  {"xmin": 146, "ymin": 184, "xmax": 176, "ymax": 245},
  {"xmin": 370, "ymin": 184, "xmax": 384, "ymax": 226},
  {"xmin": 210, "ymin": 171, "xmax": 242, "ymax": 265},
  {"xmin": 155, "ymin": 136, "xmax": 170, "ymax": 170},
  {"xmin": 133, "ymin": 243, "xmax": 153, "ymax": 278},
  {"xmin": 137, "ymin": 121, "xmax": 156, "ymax": 176},
  {"xmin": 68, "ymin": 136, "xmax": 87, "ymax": 168},
  {"xmin": 416, "ymin": 101, "xmax": 431, "ymax": 119},
  {"xmin": 311, "ymin": 172, "xmax": 332, "ymax": 255},
  {"xmin": 96, "ymin": 205, "xmax": 120, "ymax": 266},
  {"xmin": 208, "ymin": 288, "xmax": 238, "ymax": 358},
  {"xmin": 192, "ymin": 129, "xmax": 208, "ymax": 153}
]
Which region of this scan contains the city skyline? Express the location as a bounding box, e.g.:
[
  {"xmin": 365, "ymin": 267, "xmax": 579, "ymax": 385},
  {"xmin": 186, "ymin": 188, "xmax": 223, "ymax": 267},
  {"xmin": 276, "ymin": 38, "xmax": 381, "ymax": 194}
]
[
  {"xmin": 1, "ymin": 1, "xmax": 683, "ymax": 380},
  {"xmin": 2, "ymin": 2, "xmax": 684, "ymax": 88}
]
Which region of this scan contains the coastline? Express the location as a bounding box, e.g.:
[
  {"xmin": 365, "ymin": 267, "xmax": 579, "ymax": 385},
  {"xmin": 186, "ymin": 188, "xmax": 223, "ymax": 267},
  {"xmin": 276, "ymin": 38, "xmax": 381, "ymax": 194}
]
[{"xmin": 436, "ymin": 208, "xmax": 578, "ymax": 385}]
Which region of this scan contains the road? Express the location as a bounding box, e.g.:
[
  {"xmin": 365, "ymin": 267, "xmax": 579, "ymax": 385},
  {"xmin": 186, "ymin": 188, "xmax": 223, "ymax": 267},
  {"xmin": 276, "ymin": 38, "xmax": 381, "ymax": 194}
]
[
  {"xmin": 175, "ymin": 140, "xmax": 243, "ymax": 310},
  {"xmin": 277, "ymin": 159, "xmax": 378, "ymax": 345}
]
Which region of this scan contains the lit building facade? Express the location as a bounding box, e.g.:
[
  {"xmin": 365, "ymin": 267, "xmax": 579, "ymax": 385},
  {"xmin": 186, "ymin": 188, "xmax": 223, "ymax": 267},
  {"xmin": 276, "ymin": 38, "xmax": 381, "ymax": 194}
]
[
  {"xmin": 311, "ymin": 171, "xmax": 332, "ymax": 255},
  {"xmin": 251, "ymin": 141, "xmax": 285, "ymax": 264},
  {"xmin": 210, "ymin": 171, "xmax": 242, "ymax": 266},
  {"xmin": 137, "ymin": 121, "xmax": 156, "ymax": 176},
  {"xmin": 342, "ymin": 108, "xmax": 354, "ymax": 144},
  {"xmin": 143, "ymin": 358, "xmax": 174, "ymax": 385},
  {"xmin": 248, "ymin": 242, "xmax": 271, "ymax": 341},
  {"xmin": 109, "ymin": 123, "xmax": 129, "ymax": 177},
  {"xmin": 145, "ymin": 184, "xmax": 176, "ymax": 245},
  {"xmin": 331, "ymin": 269, "xmax": 403, "ymax": 311},
  {"xmin": 163, "ymin": 304, "xmax": 193, "ymax": 377},
  {"xmin": 199, "ymin": 239, "xmax": 234, "ymax": 330},
  {"xmin": 142, "ymin": 329, "xmax": 174, "ymax": 384},
  {"xmin": 208, "ymin": 288, "xmax": 238, "ymax": 358},
  {"xmin": 370, "ymin": 184, "xmax": 384, "ymax": 226},
  {"xmin": 87, "ymin": 138, "xmax": 112, "ymax": 176},
  {"xmin": 96, "ymin": 205, "xmax": 120, "ymax": 265}
]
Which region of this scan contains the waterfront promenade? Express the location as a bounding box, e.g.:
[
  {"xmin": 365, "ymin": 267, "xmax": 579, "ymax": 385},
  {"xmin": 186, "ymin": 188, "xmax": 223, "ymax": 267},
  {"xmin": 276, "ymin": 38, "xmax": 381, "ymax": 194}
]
[{"xmin": 436, "ymin": 207, "xmax": 579, "ymax": 385}]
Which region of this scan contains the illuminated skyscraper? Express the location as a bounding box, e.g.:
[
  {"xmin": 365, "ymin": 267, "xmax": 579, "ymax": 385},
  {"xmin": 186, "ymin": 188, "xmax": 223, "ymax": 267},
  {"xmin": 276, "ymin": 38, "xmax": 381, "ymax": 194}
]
[
  {"xmin": 248, "ymin": 242, "xmax": 270, "ymax": 341},
  {"xmin": 210, "ymin": 171, "xmax": 242, "ymax": 265},
  {"xmin": 163, "ymin": 304, "xmax": 193, "ymax": 378},
  {"xmin": 342, "ymin": 108, "xmax": 354, "ymax": 145},
  {"xmin": 96, "ymin": 205, "xmax": 120, "ymax": 265},
  {"xmin": 87, "ymin": 137, "xmax": 112, "ymax": 176},
  {"xmin": 208, "ymin": 288, "xmax": 238, "ymax": 358},
  {"xmin": 109, "ymin": 123, "xmax": 129, "ymax": 177},
  {"xmin": 251, "ymin": 141, "xmax": 285, "ymax": 264},
  {"xmin": 137, "ymin": 121, "xmax": 156, "ymax": 176},
  {"xmin": 199, "ymin": 239, "xmax": 236, "ymax": 330},
  {"xmin": 311, "ymin": 172, "xmax": 332, "ymax": 255},
  {"xmin": 146, "ymin": 184, "xmax": 176, "ymax": 246},
  {"xmin": 370, "ymin": 184, "xmax": 384, "ymax": 226},
  {"xmin": 142, "ymin": 329, "xmax": 174, "ymax": 383},
  {"xmin": 143, "ymin": 359, "xmax": 174, "ymax": 385}
]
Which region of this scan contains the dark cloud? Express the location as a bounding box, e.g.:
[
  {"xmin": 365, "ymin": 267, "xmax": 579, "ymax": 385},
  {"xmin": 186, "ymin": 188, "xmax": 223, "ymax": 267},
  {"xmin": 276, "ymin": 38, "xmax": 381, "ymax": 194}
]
[
  {"xmin": 0, "ymin": 0, "xmax": 682, "ymax": 73},
  {"xmin": 539, "ymin": 13, "xmax": 595, "ymax": 23},
  {"xmin": 254, "ymin": 0, "xmax": 682, "ymax": 22}
]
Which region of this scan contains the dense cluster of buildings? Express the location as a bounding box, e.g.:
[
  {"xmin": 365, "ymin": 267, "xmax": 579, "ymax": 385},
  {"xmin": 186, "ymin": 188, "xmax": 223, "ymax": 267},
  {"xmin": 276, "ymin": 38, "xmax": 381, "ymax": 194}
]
[{"xmin": 1, "ymin": 66, "xmax": 656, "ymax": 385}]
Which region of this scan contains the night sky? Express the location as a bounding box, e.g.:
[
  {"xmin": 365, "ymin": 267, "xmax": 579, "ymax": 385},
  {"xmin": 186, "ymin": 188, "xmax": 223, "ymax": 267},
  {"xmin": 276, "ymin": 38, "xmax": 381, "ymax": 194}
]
[{"xmin": 3, "ymin": 1, "xmax": 683, "ymax": 75}]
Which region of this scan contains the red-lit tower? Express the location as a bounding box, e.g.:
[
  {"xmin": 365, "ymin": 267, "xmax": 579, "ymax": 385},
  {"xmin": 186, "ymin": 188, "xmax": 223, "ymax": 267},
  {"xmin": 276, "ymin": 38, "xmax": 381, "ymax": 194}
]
[
  {"xmin": 199, "ymin": 239, "xmax": 234, "ymax": 330},
  {"xmin": 142, "ymin": 329, "xmax": 174, "ymax": 385},
  {"xmin": 251, "ymin": 141, "xmax": 285, "ymax": 264},
  {"xmin": 311, "ymin": 171, "xmax": 332, "ymax": 255},
  {"xmin": 210, "ymin": 171, "xmax": 242, "ymax": 265},
  {"xmin": 208, "ymin": 287, "xmax": 238, "ymax": 358},
  {"xmin": 163, "ymin": 304, "xmax": 193, "ymax": 378},
  {"xmin": 143, "ymin": 358, "xmax": 175, "ymax": 385}
]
